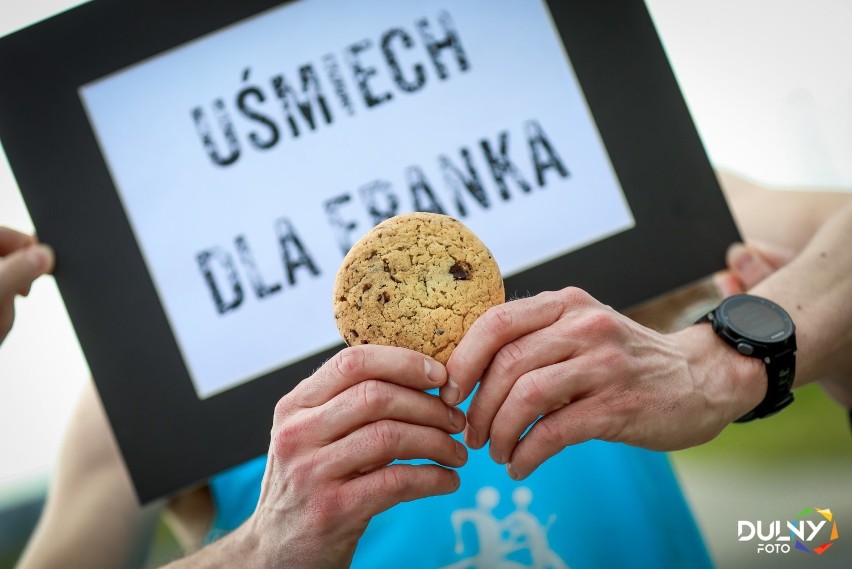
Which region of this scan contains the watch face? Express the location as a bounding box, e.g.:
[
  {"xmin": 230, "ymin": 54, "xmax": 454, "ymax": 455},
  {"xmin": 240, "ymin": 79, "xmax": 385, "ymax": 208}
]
[{"xmin": 717, "ymin": 295, "xmax": 794, "ymax": 343}]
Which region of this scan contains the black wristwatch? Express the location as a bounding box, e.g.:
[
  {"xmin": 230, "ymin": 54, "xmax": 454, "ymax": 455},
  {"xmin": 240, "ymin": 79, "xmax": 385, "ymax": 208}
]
[{"xmin": 697, "ymin": 294, "xmax": 797, "ymax": 422}]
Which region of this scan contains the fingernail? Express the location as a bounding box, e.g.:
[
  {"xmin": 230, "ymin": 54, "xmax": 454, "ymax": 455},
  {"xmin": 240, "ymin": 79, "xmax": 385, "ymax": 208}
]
[
  {"xmin": 424, "ymin": 359, "xmax": 444, "ymax": 383},
  {"xmin": 729, "ymin": 244, "xmax": 754, "ymax": 274},
  {"xmin": 449, "ymin": 408, "xmax": 459, "ymax": 429},
  {"xmin": 464, "ymin": 424, "xmax": 478, "ymax": 448},
  {"xmin": 27, "ymin": 245, "xmax": 47, "ymax": 269},
  {"xmin": 442, "ymin": 379, "xmax": 460, "ymax": 405},
  {"xmin": 490, "ymin": 447, "xmax": 506, "ymax": 465},
  {"xmin": 455, "ymin": 441, "xmax": 467, "ymax": 461},
  {"xmin": 507, "ymin": 462, "xmax": 521, "ymax": 481},
  {"xmin": 27, "ymin": 244, "xmax": 53, "ymax": 272}
]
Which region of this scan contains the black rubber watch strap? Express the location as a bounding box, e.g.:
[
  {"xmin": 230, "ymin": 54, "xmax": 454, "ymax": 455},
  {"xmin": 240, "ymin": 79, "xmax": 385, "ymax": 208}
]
[
  {"xmin": 734, "ymin": 348, "xmax": 795, "ymax": 422},
  {"xmin": 696, "ymin": 308, "xmax": 796, "ymax": 423}
]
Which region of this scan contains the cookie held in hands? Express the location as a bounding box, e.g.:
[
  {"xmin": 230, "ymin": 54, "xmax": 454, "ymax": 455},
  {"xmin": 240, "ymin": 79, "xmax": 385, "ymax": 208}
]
[{"xmin": 333, "ymin": 212, "xmax": 505, "ymax": 364}]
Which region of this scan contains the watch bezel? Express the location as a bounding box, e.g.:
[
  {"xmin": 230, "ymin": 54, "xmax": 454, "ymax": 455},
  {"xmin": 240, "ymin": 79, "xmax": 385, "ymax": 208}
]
[{"xmin": 714, "ymin": 294, "xmax": 795, "ymax": 347}]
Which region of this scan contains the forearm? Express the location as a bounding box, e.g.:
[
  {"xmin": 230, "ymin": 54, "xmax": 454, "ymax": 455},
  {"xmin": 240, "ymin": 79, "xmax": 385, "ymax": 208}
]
[
  {"xmin": 665, "ymin": 202, "xmax": 852, "ymax": 431},
  {"xmin": 17, "ymin": 471, "xmax": 162, "ymax": 569},
  {"xmin": 678, "ymin": 201, "xmax": 852, "ymax": 423},
  {"xmin": 749, "ymin": 202, "xmax": 852, "ymax": 391},
  {"xmin": 719, "ymin": 171, "xmax": 852, "ymax": 251},
  {"xmin": 16, "ymin": 382, "xmax": 162, "ymax": 569}
]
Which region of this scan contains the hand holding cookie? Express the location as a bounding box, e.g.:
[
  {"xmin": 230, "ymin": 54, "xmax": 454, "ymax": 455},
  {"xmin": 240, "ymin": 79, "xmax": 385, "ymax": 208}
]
[
  {"xmin": 446, "ymin": 286, "xmax": 755, "ymax": 481},
  {"xmin": 255, "ymin": 345, "xmax": 467, "ymax": 567}
]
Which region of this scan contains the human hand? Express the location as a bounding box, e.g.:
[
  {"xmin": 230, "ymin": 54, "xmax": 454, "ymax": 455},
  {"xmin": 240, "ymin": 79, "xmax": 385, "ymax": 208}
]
[
  {"xmin": 244, "ymin": 345, "xmax": 467, "ymax": 569},
  {"xmin": 442, "ymin": 287, "xmax": 764, "ymax": 480},
  {"xmin": 714, "ymin": 241, "xmax": 852, "ymax": 406},
  {"xmin": 714, "ymin": 241, "xmax": 793, "ymax": 297},
  {"xmin": 0, "ymin": 227, "xmax": 54, "ymax": 344}
]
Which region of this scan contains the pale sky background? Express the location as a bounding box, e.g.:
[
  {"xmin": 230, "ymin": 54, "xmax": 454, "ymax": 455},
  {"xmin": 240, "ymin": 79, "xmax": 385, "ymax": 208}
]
[{"xmin": 1, "ymin": 0, "xmax": 851, "ymax": 503}]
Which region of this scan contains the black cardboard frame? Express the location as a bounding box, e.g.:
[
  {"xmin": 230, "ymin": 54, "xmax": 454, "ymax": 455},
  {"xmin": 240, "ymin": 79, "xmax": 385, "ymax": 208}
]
[{"xmin": 0, "ymin": 0, "xmax": 739, "ymax": 502}]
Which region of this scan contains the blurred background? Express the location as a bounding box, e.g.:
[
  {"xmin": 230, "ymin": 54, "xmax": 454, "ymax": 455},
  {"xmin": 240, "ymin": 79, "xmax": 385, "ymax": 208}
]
[{"xmin": 1, "ymin": 1, "xmax": 850, "ymax": 567}]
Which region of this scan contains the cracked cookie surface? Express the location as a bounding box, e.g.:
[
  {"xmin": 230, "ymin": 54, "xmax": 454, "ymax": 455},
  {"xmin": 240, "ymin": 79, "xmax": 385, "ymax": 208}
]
[{"xmin": 333, "ymin": 212, "xmax": 505, "ymax": 364}]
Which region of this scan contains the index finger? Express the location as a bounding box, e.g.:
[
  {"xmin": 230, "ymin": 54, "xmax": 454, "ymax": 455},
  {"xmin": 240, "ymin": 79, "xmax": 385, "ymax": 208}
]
[
  {"xmin": 0, "ymin": 227, "xmax": 35, "ymax": 257},
  {"xmin": 292, "ymin": 344, "xmax": 448, "ymax": 408},
  {"xmin": 443, "ymin": 289, "xmax": 573, "ymax": 406}
]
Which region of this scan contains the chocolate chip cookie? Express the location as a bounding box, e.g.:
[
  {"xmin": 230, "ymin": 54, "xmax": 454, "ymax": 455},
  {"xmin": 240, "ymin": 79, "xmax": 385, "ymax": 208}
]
[{"xmin": 332, "ymin": 212, "xmax": 505, "ymax": 363}]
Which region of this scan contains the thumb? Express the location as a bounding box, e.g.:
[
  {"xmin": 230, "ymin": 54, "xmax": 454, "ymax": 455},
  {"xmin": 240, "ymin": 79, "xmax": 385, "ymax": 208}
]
[
  {"xmin": 725, "ymin": 242, "xmax": 788, "ymax": 290},
  {"xmin": 713, "ymin": 271, "xmax": 745, "ymax": 297},
  {"xmin": 0, "ymin": 244, "xmax": 55, "ymax": 299}
]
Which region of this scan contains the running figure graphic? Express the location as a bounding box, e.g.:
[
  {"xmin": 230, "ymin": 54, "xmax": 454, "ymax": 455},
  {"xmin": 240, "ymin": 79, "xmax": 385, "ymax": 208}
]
[{"xmin": 440, "ymin": 486, "xmax": 570, "ymax": 569}]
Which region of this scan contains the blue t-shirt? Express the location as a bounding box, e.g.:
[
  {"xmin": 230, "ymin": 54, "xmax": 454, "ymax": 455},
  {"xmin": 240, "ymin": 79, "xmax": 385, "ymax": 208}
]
[{"xmin": 209, "ymin": 436, "xmax": 712, "ymax": 568}]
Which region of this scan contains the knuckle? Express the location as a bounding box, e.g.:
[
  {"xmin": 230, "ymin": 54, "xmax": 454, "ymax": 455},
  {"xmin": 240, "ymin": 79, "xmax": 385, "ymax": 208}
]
[
  {"xmin": 492, "ymin": 341, "xmax": 526, "ymax": 375},
  {"xmin": 371, "ymin": 420, "xmax": 402, "ymax": 453},
  {"xmin": 356, "ymin": 379, "xmax": 391, "ymax": 412},
  {"xmin": 381, "ymin": 466, "xmax": 407, "ymax": 494},
  {"xmin": 333, "ymin": 346, "xmax": 367, "ymax": 378},
  {"xmin": 558, "ymin": 286, "xmax": 590, "ymax": 307},
  {"xmin": 271, "ymin": 415, "xmax": 308, "ymax": 458},
  {"xmin": 330, "ymin": 486, "xmax": 350, "ymax": 517},
  {"xmin": 330, "ymin": 487, "xmax": 358, "ymax": 522},
  {"xmin": 577, "ymin": 309, "xmax": 620, "ymax": 338},
  {"xmin": 271, "ymin": 425, "xmax": 293, "ymax": 458},
  {"xmin": 485, "ymin": 304, "xmax": 514, "ymax": 337},
  {"xmin": 534, "ymin": 417, "xmax": 563, "ymax": 448},
  {"xmin": 516, "ymin": 373, "xmax": 546, "ymax": 408},
  {"xmin": 539, "ymin": 289, "xmax": 564, "ymax": 307},
  {"xmin": 272, "ymin": 395, "xmax": 293, "ymax": 423}
]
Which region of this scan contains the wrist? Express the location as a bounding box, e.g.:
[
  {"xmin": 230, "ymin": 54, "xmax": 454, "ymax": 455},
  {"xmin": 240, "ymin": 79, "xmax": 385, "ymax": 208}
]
[
  {"xmin": 237, "ymin": 511, "xmax": 302, "ymax": 569},
  {"xmin": 161, "ymin": 518, "xmax": 274, "ymax": 569},
  {"xmin": 239, "ymin": 507, "xmax": 347, "ymax": 569},
  {"xmin": 676, "ymin": 323, "xmax": 767, "ymax": 425},
  {"xmin": 199, "ymin": 517, "xmax": 282, "ymax": 569}
]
